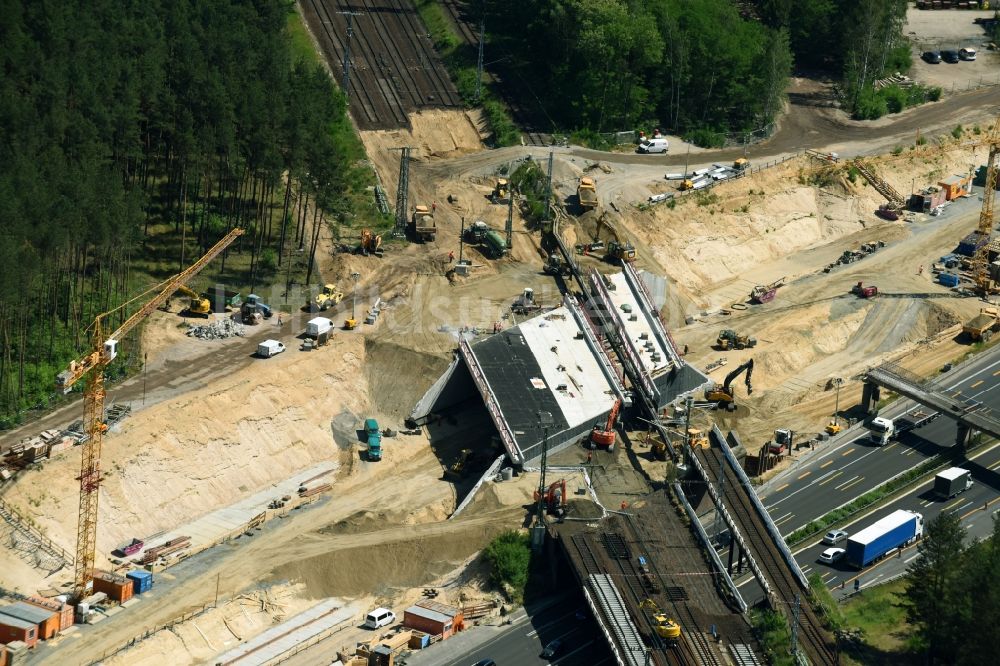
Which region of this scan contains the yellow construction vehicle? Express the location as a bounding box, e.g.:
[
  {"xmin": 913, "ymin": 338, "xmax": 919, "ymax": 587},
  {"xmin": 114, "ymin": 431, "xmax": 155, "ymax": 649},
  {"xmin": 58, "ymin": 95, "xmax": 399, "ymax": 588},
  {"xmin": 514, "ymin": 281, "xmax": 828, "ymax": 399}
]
[
  {"xmin": 311, "ymin": 284, "xmax": 344, "ymax": 312},
  {"xmin": 175, "ymin": 285, "xmax": 211, "ymax": 317},
  {"xmin": 733, "ymin": 157, "xmax": 750, "ymax": 171},
  {"xmin": 577, "ymin": 176, "xmax": 598, "ymax": 209},
  {"xmin": 411, "ymin": 205, "xmax": 436, "ymax": 242},
  {"xmin": 491, "ymin": 178, "xmax": 509, "ymax": 203},
  {"xmin": 705, "ymin": 358, "xmax": 754, "ymax": 411},
  {"xmin": 344, "ymin": 317, "xmax": 357, "ymax": 330},
  {"xmin": 359, "ymin": 229, "xmax": 383, "ymax": 257},
  {"xmin": 639, "ymin": 599, "xmax": 681, "ymax": 643},
  {"xmin": 825, "ymin": 420, "xmax": 843, "ymax": 435}
]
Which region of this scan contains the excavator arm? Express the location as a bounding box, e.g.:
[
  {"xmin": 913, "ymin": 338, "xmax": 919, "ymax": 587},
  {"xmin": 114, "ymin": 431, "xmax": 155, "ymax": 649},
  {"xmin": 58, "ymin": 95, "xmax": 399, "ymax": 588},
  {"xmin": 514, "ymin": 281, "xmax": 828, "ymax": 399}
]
[{"xmin": 722, "ymin": 358, "xmax": 754, "ymax": 396}]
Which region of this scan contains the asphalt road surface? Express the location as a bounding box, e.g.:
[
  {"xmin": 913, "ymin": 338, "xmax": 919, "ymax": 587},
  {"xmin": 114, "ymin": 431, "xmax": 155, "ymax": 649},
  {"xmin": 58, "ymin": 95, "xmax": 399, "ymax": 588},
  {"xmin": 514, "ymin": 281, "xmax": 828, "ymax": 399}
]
[{"xmin": 761, "ymin": 349, "xmax": 1000, "ymax": 539}]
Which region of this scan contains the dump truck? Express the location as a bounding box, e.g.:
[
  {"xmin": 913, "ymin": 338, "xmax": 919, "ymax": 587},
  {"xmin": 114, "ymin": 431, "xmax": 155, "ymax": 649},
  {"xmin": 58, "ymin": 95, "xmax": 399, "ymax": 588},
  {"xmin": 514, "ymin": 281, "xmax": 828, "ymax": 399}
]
[
  {"xmin": 846, "ymin": 509, "xmax": 923, "ymax": 568},
  {"xmin": 577, "ymin": 177, "xmax": 598, "ymax": 210},
  {"xmin": 934, "ymin": 467, "xmax": 973, "ymax": 500},
  {"xmin": 204, "ymin": 287, "xmax": 242, "ymax": 312},
  {"xmin": 716, "ymin": 329, "xmax": 757, "ymax": 351},
  {"xmin": 963, "ymin": 308, "xmax": 999, "ymax": 341},
  {"xmin": 365, "ymin": 418, "xmax": 382, "ymax": 462},
  {"xmin": 257, "ymin": 340, "xmax": 286, "ymax": 358},
  {"xmin": 411, "ymin": 205, "xmax": 436, "ymax": 242}
]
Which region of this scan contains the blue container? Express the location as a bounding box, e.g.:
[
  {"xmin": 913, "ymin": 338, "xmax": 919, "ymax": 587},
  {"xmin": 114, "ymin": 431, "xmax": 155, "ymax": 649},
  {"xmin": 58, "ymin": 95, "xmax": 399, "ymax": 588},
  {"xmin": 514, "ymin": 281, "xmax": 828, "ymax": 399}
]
[
  {"xmin": 126, "ymin": 570, "xmax": 153, "ymax": 594},
  {"xmin": 938, "ymin": 273, "xmax": 960, "ymax": 288}
]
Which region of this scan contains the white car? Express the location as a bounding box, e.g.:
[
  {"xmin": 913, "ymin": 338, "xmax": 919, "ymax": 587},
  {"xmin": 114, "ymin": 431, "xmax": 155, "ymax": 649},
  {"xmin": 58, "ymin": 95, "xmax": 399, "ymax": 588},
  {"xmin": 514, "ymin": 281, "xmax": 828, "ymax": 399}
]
[
  {"xmin": 959, "ymin": 47, "xmax": 977, "ymax": 61},
  {"xmin": 823, "ymin": 529, "xmax": 848, "ymax": 545},
  {"xmin": 819, "ymin": 547, "xmax": 846, "ymax": 564}
]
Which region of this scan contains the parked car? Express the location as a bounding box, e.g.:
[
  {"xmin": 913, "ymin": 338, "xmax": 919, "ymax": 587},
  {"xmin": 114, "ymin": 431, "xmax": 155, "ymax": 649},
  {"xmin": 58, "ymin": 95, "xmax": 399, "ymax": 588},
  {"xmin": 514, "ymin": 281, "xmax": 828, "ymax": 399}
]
[
  {"xmin": 819, "ymin": 547, "xmax": 846, "ymax": 564},
  {"xmin": 637, "ymin": 137, "xmax": 669, "ymax": 154},
  {"xmin": 921, "ymin": 51, "xmax": 942, "ymax": 64},
  {"xmin": 823, "ymin": 529, "xmax": 849, "ymax": 545},
  {"xmin": 472, "ymin": 660, "xmax": 497, "ymax": 666},
  {"xmin": 541, "ymin": 638, "xmax": 563, "ymax": 659},
  {"xmin": 960, "ymin": 47, "xmax": 977, "ymax": 61},
  {"xmin": 941, "ymin": 50, "xmax": 960, "ymax": 64}
]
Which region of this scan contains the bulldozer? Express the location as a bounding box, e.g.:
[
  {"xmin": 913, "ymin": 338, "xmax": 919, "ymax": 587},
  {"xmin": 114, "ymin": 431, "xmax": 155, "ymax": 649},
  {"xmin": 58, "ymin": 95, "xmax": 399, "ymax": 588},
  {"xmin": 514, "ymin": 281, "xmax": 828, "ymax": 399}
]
[
  {"xmin": 445, "ymin": 449, "xmax": 474, "ymax": 479},
  {"xmin": 704, "ymin": 358, "xmax": 754, "ymax": 411},
  {"xmin": 310, "ymin": 284, "xmax": 344, "ymax": 312},
  {"xmin": 533, "ymin": 479, "xmax": 567, "ymax": 516},
  {"xmin": 490, "ymin": 178, "xmax": 509, "ymax": 203},
  {"xmin": 716, "ymin": 329, "xmax": 756, "ymax": 351},
  {"xmin": 175, "ymin": 285, "xmax": 211, "ymax": 317},
  {"xmin": 590, "ymin": 399, "xmax": 621, "ymax": 450},
  {"xmin": 358, "ymin": 229, "xmax": 383, "ymax": 257},
  {"xmin": 638, "ymin": 599, "xmax": 681, "ymax": 643}
]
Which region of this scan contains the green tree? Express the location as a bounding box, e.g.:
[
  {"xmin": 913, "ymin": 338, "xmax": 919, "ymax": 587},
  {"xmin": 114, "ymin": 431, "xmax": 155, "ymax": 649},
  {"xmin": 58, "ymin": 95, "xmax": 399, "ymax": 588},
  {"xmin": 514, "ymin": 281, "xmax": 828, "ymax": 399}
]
[
  {"xmin": 955, "ymin": 515, "xmax": 1000, "ymax": 665},
  {"xmin": 903, "ymin": 511, "xmax": 965, "ymax": 663},
  {"xmin": 485, "ymin": 530, "xmax": 532, "ymax": 594}
]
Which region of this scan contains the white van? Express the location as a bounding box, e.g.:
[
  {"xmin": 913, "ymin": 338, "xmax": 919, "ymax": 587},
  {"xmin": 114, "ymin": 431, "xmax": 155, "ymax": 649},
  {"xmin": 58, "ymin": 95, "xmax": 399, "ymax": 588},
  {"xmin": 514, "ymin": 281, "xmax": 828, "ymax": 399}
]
[
  {"xmin": 364, "ymin": 607, "xmax": 396, "ymax": 629},
  {"xmin": 959, "ymin": 47, "xmax": 977, "ymax": 61},
  {"xmin": 637, "ymin": 137, "xmax": 669, "ymax": 154}
]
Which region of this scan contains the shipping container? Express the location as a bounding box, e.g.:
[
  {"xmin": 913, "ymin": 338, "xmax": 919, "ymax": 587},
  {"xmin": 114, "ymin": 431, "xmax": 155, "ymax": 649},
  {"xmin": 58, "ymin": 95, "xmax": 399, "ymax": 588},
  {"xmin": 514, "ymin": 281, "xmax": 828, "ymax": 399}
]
[
  {"xmin": 306, "ymin": 317, "xmax": 333, "ymax": 338},
  {"xmin": 938, "ymin": 174, "xmax": 971, "ymax": 200},
  {"xmin": 402, "ymin": 600, "xmax": 464, "ymax": 640},
  {"xmin": 23, "ymin": 598, "xmax": 72, "ymax": 633},
  {"xmin": 92, "ymin": 571, "xmax": 134, "ymax": 604},
  {"xmin": 0, "ymin": 603, "xmax": 58, "ymax": 641},
  {"xmin": 938, "ymin": 273, "xmax": 960, "ymax": 288},
  {"xmin": 957, "ymin": 231, "xmax": 988, "ymax": 257},
  {"xmin": 846, "ymin": 510, "xmax": 923, "ymax": 568},
  {"xmin": 126, "ymin": 570, "xmax": 153, "ymax": 595},
  {"xmin": 0, "ymin": 616, "xmax": 37, "ymax": 649}
]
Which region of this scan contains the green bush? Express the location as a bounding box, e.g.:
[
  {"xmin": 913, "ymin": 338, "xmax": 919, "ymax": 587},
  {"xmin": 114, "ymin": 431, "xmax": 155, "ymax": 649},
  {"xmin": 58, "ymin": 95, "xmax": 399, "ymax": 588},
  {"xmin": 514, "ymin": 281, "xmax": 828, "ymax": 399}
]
[
  {"xmin": 952, "ymin": 125, "xmax": 964, "ymax": 139},
  {"xmin": 751, "ymin": 609, "xmax": 795, "ymax": 666},
  {"xmin": 927, "ymin": 86, "xmax": 943, "ymax": 102},
  {"xmin": 683, "ymin": 128, "xmax": 726, "ymax": 148},
  {"xmin": 485, "ymin": 530, "xmax": 531, "ymax": 595},
  {"xmin": 882, "ymin": 86, "xmax": 907, "ymax": 114},
  {"xmin": 853, "ymin": 88, "xmax": 888, "ymax": 120}
]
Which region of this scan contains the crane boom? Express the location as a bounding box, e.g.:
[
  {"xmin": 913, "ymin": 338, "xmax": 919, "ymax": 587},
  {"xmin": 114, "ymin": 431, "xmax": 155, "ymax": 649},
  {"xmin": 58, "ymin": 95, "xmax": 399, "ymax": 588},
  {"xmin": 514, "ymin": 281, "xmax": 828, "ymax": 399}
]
[
  {"xmin": 974, "ymin": 117, "xmax": 1000, "ymax": 293},
  {"xmin": 57, "ymin": 226, "xmax": 244, "ymax": 601}
]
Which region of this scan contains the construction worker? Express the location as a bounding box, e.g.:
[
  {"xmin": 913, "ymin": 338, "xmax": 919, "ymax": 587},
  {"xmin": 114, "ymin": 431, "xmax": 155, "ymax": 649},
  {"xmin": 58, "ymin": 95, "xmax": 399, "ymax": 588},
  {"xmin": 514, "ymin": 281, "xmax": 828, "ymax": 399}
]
[
  {"xmin": 277, "ymin": 315, "xmax": 283, "ymax": 327},
  {"xmin": 918, "ymin": 264, "xmax": 924, "ymax": 275},
  {"xmin": 587, "ymin": 451, "xmax": 593, "ymax": 464},
  {"xmin": 448, "ymin": 250, "xmax": 455, "ymax": 262},
  {"xmin": 432, "ymin": 201, "xmax": 437, "ymax": 212}
]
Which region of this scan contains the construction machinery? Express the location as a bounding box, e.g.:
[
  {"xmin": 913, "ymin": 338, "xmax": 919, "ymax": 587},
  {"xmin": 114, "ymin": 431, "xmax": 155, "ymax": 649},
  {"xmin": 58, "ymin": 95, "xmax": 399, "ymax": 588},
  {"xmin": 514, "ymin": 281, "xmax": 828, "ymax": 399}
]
[
  {"xmin": 174, "ymin": 285, "xmax": 211, "ymax": 317},
  {"xmin": 825, "ymin": 419, "xmax": 843, "ymax": 435},
  {"xmin": 973, "ymin": 117, "xmax": 1000, "ymax": 295},
  {"xmin": 963, "ymin": 307, "xmax": 1000, "ymax": 341},
  {"xmin": 240, "ymin": 293, "xmax": 273, "ymax": 324},
  {"xmin": 638, "ymin": 598, "xmax": 681, "ymax": 643},
  {"xmin": 733, "ymin": 157, "xmax": 750, "ymax": 172},
  {"xmin": 716, "ymin": 329, "xmax": 757, "ymax": 351},
  {"xmin": 358, "ymin": 229, "xmax": 383, "ymax": 257},
  {"xmin": 491, "ymin": 178, "xmax": 509, "ymax": 203},
  {"xmin": 704, "ymin": 358, "xmax": 754, "ymax": 411},
  {"xmin": 411, "ymin": 205, "xmax": 436, "ymax": 242},
  {"xmin": 577, "ymin": 176, "xmax": 598, "ymax": 210},
  {"xmin": 606, "ymin": 240, "xmax": 636, "ymax": 264},
  {"xmin": 533, "ymin": 478, "xmax": 567, "ymax": 516},
  {"xmin": 310, "ymin": 284, "xmax": 344, "ymax": 312},
  {"xmin": 851, "ymin": 281, "xmax": 878, "ymax": 298},
  {"xmin": 749, "ymin": 277, "xmax": 785, "ymax": 304},
  {"xmin": 544, "ymin": 254, "xmax": 573, "ymax": 276},
  {"xmin": 55, "ymin": 227, "xmax": 244, "ymax": 602},
  {"xmin": 590, "ymin": 399, "xmax": 622, "ymax": 450},
  {"xmin": 512, "ymin": 288, "xmax": 542, "ymax": 315}
]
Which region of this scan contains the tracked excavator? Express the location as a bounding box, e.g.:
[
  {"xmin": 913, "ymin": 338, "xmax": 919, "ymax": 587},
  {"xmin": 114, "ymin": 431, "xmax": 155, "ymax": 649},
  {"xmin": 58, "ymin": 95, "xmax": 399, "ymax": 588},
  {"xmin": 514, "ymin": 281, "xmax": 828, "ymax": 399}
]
[
  {"xmin": 533, "ymin": 479, "xmax": 567, "ymax": 516},
  {"xmin": 639, "ymin": 598, "xmax": 681, "ymax": 643},
  {"xmin": 174, "ymin": 285, "xmax": 211, "ymax": 317},
  {"xmin": 704, "ymin": 358, "xmax": 753, "ymax": 411},
  {"xmin": 593, "ymin": 213, "xmax": 636, "ymax": 264},
  {"xmin": 358, "ymin": 229, "xmax": 383, "ymax": 257},
  {"xmin": 590, "ymin": 399, "xmax": 622, "ymax": 450}
]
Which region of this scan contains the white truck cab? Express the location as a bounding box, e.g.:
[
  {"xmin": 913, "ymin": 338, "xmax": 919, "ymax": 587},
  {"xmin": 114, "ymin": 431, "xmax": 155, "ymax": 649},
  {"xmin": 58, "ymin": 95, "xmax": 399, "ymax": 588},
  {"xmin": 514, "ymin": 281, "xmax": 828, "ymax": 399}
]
[{"xmin": 869, "ymin": 416, "xmax": 894, "ymax": 446}]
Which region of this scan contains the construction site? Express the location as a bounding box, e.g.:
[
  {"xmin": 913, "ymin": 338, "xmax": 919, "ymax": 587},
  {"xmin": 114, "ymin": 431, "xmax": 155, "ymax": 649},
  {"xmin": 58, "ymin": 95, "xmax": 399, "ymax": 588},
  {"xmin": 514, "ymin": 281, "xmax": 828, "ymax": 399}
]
[{"xmin": 5, "ymin": 3, "xmax": 1000, "ymax": 666}]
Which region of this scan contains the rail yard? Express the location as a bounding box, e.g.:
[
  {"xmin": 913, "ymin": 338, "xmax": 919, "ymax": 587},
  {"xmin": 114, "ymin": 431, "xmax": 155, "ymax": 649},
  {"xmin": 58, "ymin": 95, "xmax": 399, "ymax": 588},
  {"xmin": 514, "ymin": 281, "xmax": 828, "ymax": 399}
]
[{"xmin": 4, "ymin": 3, "xmax": 1000, "ymax": 666}]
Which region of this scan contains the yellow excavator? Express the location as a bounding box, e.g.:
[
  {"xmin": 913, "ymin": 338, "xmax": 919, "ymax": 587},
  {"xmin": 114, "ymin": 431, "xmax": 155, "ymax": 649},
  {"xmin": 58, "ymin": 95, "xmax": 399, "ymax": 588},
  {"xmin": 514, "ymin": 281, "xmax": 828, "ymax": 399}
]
[
  {"xmin": 705, "ymin": 358, "xmax": 753, "ymax": 411},
  {"xmin": 593, "ymin": 214, "xmax": 636, "ymax": 264},
  {"xmin": 639, "ymin": 599, "xmax": 681, "ymax": 643},
  {"xmin": 175, "ymin": 285, "xmax": 211, "ymax": 317}
]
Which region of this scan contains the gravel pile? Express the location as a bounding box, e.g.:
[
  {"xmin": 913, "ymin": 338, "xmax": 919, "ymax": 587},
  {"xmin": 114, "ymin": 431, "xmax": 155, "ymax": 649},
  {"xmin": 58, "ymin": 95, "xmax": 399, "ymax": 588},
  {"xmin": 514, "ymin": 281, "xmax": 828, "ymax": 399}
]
[{"xmin": 187, "ymin": 318, "xmax": 246, "ymax": 340}]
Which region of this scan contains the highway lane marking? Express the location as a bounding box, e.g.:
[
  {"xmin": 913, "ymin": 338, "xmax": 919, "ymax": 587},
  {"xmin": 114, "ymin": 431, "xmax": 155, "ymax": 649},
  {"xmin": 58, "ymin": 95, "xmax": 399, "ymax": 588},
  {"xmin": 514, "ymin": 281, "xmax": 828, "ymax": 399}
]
[
  {"xmin": 801, "ymin": 565, "xmax": 812, "ymax": 574},
  {"xmin": 798, "ymin": 471, "xmax": 811, "ymax": 480},
  {"xmin": 822, "ymin": 571, "xmax": 836, "ymax": 582},
  {"xmin": 972, "ymin": 379, "xmax": 985, "ymax": 388},
  {"xmin": 945, "ymin": 497, "xmax": 969, "ymax": 512},
  {"xmin": 994, "ymin": 368, "xmax": 1000, "ymax": 376},
  {"xmin": 920, "ymin": 499, "xmax": 933, "ymax": 507},
  {"xmin": 837, "ymin": 476, "xmax": 865, "ymax": 492},
  {"xmin": 989, "ymin": 459, "xmax": 1000, "ymax": 471},
  {"xmin": 552, "ymin": 638, "xmax": 597, "ymax": 665},
  {"xmin": 842, "ymin": 448, "xmax": 856, "ymax": 457},
  {"xmin": 775, "ymin": 483, "xmax": 790, "ymax": 492},
  {"xmin": 883, "ymin": 442, "xmax": 897, "ymax": 452},
  {"xmin": 833, "ymin": 474, "xmax": 858, "ymax": 490},
  {"xmin": 818, "ymin": 471, "xmax": 844, "ymax": 486},
  {"xmin": 820, "ymin": 460, "xmax": 834, "ymax": 468},
  {"xmin": 905, "ymin": 554, "xmax": 919, "ymax": 563},
  {"xmin": 773, "ymin": 511, "xmax": 793, "ymax": 524},
  {"xmin": 775, "ymin": 514, "xmax": 796, "ymax": 527}
]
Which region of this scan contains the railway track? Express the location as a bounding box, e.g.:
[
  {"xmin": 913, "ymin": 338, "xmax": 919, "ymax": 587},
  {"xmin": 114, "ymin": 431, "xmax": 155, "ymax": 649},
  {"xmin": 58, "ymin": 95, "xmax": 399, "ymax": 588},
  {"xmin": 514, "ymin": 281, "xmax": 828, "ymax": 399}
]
[
  {"xmin": 299, "ymin": 0, "xmax": 461, "ymax": 130},
  {"xmin": 698, "ymin": 447, "xmax": 838, "ymax": 666}
]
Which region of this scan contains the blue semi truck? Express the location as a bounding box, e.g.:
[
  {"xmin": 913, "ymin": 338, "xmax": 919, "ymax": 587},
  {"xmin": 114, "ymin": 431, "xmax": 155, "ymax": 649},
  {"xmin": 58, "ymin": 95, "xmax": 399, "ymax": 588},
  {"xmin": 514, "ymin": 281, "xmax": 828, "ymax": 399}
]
[
  {"xmin": 365, "ymin": 418, "xmax": 382, "ymax": 462},
  {"xmin": 846, "ymin": 509, "xmax": 924, "ymax": 568}
]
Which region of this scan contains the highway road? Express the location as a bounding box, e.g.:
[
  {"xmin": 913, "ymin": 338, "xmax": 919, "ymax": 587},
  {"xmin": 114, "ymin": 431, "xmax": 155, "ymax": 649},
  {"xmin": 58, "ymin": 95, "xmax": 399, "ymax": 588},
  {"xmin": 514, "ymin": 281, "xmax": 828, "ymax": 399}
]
[
  {"xmin": 760, "ymin": 350, "xmax": 1000, "ymax": 539},
  {"xmin": 405, "ymin": 592, "xmax": 613, "ymax": 666}
]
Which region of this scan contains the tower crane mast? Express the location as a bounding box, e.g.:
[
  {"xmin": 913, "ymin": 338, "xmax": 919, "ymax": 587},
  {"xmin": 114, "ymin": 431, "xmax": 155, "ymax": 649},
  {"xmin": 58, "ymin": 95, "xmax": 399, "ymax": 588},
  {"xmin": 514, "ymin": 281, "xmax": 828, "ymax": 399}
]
[
  {"xmin": 56, "ymin": 227, "xmax": 244, "ymax": 601},
  {"xmin": 974, "ymin": 117, "xmax": 1000, "ymax": 294}
]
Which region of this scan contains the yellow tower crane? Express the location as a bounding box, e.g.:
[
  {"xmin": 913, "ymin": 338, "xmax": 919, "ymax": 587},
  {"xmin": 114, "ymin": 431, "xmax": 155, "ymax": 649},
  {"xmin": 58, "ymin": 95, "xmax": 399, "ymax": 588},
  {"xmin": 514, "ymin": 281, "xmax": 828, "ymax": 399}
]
[
  {"xmin": 56, "ymin": 227, "xmax": 244, "ymax": 601},
  {"xmin": 973, "ymin": 117, "xmax": 1000, "ymax": 295}
]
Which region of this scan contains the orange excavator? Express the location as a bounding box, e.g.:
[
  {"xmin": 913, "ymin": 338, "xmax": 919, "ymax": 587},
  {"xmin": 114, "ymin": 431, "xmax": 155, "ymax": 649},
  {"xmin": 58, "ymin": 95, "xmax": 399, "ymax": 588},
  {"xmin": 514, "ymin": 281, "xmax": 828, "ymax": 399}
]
[
  {"xmin": 591, "ymin": 398, "xmax": 622, "ymax": 450},
  {"xmin": 534, "ymin": 479, "xmax": 567, "ymax": 516}
]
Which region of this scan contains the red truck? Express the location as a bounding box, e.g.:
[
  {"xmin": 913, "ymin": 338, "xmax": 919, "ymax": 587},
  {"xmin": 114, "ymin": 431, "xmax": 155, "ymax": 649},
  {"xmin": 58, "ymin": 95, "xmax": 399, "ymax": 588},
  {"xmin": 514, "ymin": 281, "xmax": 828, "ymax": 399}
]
[{"xmin": 851, "ymin": 281, "xmax": 878, "ymax": 298}]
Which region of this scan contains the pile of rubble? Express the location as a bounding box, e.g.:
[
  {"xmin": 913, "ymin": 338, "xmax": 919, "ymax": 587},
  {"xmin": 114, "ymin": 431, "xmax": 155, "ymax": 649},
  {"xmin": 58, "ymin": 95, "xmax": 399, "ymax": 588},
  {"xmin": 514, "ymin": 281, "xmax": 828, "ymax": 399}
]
[
  {"xmin": 823, "ymin": 240, "xmax": 886, "ymax": 273},
  {"xmin": 186, "ymin": 318, "xmax": 246, "ymax": 340}
]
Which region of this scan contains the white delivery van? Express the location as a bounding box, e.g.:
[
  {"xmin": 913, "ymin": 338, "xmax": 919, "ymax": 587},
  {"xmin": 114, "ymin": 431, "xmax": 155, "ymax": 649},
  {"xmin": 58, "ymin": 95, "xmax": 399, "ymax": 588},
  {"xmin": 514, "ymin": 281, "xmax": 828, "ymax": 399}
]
[
  {"xmin": 306, "ymin": 316, "xmax": 333, "ymax": 338},
  {"xmin": 257, "ymin": 339, "xmax": 286, "ymax": 358},
  {"xmin": 364, "ymin": 607, "xmax": 396, "ymax": 629},
  {"xmin": 637, "ymin": 137, "xmax": 669, "ymax": 154}
]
